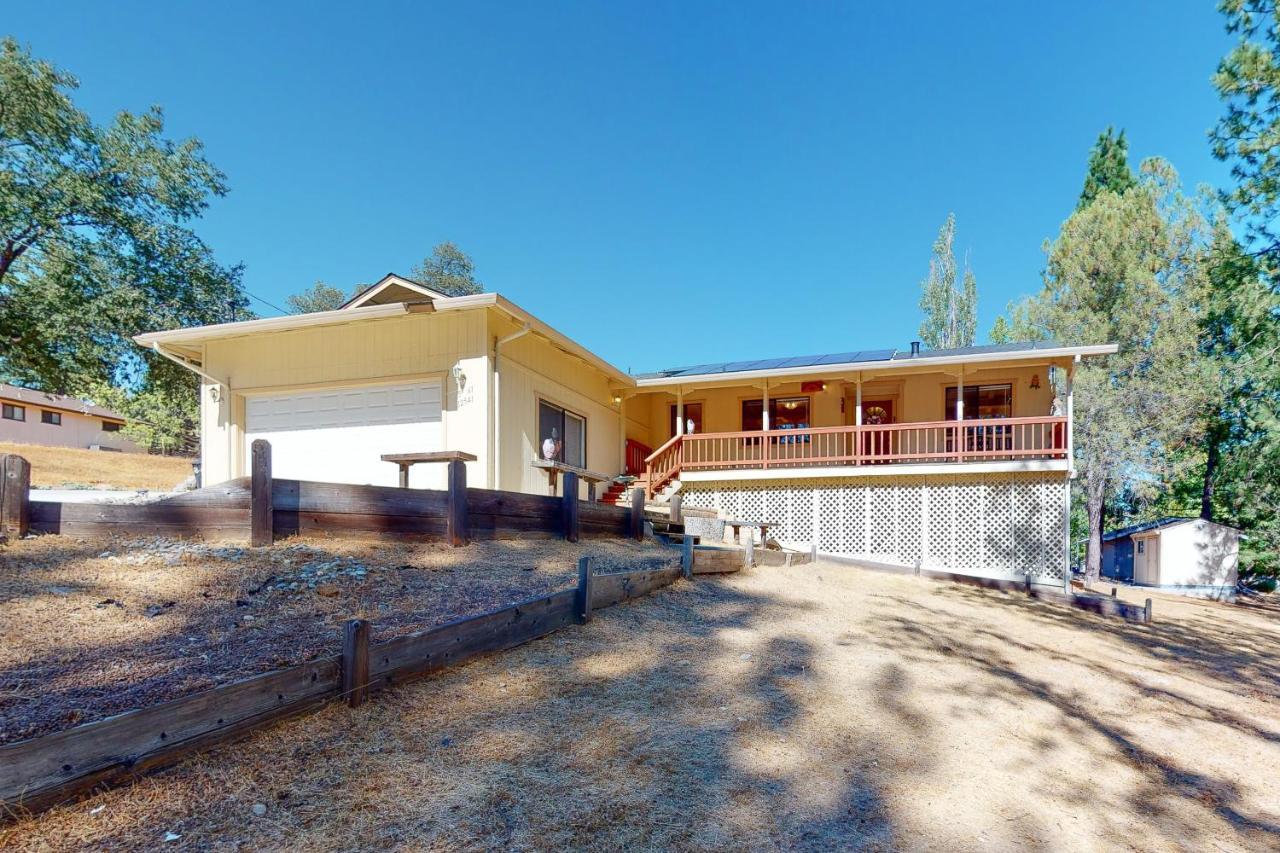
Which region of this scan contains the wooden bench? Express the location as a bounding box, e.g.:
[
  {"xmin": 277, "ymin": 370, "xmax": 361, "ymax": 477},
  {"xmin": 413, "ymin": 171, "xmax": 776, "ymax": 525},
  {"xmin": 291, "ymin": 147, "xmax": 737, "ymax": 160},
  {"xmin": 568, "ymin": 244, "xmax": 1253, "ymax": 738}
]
[
  {"xmin": 531, "ymin": 458, "xmax": 614, "ymax": 501},
  {"xmin": 381, "ymin": 451, "xmax": 477, "ymax": 488},
  {"xmin": 724, "ymin": 519, "xmax": 775, "ymax": 546}
]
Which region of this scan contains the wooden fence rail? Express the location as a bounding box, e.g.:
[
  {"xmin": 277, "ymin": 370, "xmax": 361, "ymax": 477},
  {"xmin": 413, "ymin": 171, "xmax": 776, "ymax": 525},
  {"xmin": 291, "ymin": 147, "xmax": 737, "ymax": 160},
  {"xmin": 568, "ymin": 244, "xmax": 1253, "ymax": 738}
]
[{"xmin": 0, "ymin": 557, "xmax": 687, "ymax": 818}]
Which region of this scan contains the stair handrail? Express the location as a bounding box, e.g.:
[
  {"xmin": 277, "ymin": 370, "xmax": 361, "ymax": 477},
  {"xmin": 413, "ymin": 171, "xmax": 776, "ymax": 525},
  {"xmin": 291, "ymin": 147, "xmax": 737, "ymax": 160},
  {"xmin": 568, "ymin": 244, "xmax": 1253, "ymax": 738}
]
[{"xmin": 644, "ymin": 433, "xmax": 684, "ymax": 499}]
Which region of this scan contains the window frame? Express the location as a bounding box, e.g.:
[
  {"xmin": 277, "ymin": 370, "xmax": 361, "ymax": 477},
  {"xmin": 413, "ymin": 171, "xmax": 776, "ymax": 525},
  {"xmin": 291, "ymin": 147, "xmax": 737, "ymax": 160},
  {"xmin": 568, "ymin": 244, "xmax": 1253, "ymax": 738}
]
[
  {"xmin": 41, "ymin": 410, "xmax": 62, "ymax": 426},
  {"xmin": 943, "ymin": 383, "xmax": 1014, "ymax": 421},
  {"xmin": 101, "ymin": 420, "xmax": 122, "ymax": 432},
  {"xmin": 2, "ymin": 403, "xmax": 25, "ymax": 422},
  {"xmin": 668, "ymin": 402, "xmax": 704, "ymax": 437},
  {"xmin": 537, "ymin": 398, "xmax": 587, "ymax": 468}
]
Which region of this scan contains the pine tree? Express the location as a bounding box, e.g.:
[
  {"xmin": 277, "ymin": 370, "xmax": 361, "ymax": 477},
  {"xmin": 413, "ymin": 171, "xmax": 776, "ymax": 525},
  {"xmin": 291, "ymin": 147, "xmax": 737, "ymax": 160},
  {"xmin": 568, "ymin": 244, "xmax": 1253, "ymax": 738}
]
[{"xmin": 1078, "ymin": 127, "xmax": 1136, "ymax": 210}]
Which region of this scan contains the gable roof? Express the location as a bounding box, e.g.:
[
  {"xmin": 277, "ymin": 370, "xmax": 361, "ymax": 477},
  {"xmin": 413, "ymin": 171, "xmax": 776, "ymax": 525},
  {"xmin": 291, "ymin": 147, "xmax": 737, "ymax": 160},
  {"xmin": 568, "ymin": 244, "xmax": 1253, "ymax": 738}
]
[
  {"xmin": 341, "ymin": 274, "xmax": 448, "ymax": 309},
  {"xmin": 0, "ymin": 382, "xmax": 127, "ymax": 422},
  {"xmin": 1102, "ymin": 516, "xmax": 1242, "ymax": 541},
  {"xmin": 634, "ymin": 341, "xmax": 1116, "ymax": 385}
]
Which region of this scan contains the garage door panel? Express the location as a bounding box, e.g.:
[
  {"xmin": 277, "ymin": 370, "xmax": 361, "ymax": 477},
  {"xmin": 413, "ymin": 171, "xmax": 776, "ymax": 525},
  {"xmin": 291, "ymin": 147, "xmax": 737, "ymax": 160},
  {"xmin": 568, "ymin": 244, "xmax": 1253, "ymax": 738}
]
[{"xmin": 245, "ymin": 381, "xmax": 444, "ymax": 488}]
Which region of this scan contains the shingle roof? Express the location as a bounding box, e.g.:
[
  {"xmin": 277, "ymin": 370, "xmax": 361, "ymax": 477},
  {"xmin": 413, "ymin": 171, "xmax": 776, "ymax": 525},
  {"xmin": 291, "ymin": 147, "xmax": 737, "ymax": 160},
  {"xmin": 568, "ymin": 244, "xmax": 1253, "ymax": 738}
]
[
  {"xmin": 635, "ymin": 340, "xmax": 1064, "ymax": 380},
  {"xmin": 0, "ymin": 382, "xmax": 127, "ymax": 421}
]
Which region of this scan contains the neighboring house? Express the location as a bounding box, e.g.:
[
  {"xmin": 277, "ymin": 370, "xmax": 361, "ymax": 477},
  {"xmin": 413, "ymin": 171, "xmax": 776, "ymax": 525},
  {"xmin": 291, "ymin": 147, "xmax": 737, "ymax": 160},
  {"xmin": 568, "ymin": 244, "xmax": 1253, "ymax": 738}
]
[
  {"xmin": 0, "ymin": 383, "xmax": 141, "ymax": 452},
  {"xmin": 134, "ymin": 272, "xmax": 1116, "ymax": 584},
  {"xmin": 1101, "ymin": 517, "xmax": 1240, "ymax": 599}
]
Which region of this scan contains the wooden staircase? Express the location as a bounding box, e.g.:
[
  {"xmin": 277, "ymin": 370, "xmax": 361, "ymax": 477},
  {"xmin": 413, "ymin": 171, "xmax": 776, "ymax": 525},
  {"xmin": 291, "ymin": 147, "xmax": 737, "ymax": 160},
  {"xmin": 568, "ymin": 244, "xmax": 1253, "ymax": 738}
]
[{"xmin": 601, "ymin": 476, "xmax": 647, "ymax": 506}]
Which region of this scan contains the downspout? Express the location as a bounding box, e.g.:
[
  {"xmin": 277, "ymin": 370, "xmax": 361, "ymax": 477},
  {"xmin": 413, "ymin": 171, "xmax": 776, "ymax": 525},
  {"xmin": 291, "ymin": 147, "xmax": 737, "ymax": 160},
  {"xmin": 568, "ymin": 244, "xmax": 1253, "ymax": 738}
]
[
  {"xmin": 148, "ymin": 341, "xmax": 226, "ymax": 389},
  {"xmin": 491, "ymin": 324, "xmax": 532, "ymax": 490}
]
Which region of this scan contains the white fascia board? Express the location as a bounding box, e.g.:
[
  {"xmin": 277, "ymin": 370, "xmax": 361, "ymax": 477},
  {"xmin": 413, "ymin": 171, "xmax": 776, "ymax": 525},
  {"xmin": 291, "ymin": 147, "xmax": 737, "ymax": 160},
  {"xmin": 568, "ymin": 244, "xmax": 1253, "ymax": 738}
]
[
  {"xmin": 132, "ymin": 303, "xmax": 412, "ymax": 348},
  {"xmin": 634, "ymin": 344, "xmax": 1118, "ymax": 389},
  {"xmin": 434, "ymin": 293, "xmax": 634, "ymax": 386}
]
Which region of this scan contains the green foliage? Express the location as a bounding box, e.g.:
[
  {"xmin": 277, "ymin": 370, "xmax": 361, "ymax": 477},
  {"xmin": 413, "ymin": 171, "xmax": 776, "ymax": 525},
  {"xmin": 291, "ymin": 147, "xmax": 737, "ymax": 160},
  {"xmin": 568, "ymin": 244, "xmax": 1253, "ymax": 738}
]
[
  {"xmin": 1021, "ymin": 160, "xmax": 1214, "ymax": 580},
  {"xmin": 917, "ymin": 214, "xmax": 977, "ymax": 349},
  {"xmin": 1212, "ymin": 1, "xmax": 1280, "ymax": 257},
  {"xmin": 286, "ymin": 280, "xmax": 349, "ymax": 314},
  {"xmin": 1078, "ymin": 127, "xmax": 1136, "ymax": 210},
  {"xmin": 77, "ymin": 378, "xmax": 198, "ymax": 455},
  {"xmin": 0, "ymin": 37, "xmax": 244, "ymax": 450},
  {"xmin": 410, "ymin": 241, "xmax": 483, "ymax": 297}
]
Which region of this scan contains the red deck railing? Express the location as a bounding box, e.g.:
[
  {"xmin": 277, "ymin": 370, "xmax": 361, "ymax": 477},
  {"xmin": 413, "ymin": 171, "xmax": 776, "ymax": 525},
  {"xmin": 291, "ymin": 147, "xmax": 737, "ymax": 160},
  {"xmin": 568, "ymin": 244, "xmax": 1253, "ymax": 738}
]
[
  {"xmin": 645, "ymin": 416, "xmax": 1067, "ymax": 497},
  {"xmin": 624, "ymin": 438, "xmax": 652, "ymax": 476}
]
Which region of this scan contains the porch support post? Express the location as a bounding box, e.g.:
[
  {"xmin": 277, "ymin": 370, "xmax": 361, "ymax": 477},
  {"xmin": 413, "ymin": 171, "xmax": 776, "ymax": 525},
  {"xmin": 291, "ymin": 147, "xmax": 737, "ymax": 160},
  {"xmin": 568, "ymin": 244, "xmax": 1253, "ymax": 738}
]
[
  {"xmin": 762, "ymin": 379, "xmax": 770, "ymax": 431},
  {"xmin": 854, "ymin": 374, "xmax": 863, "ymax": 466},
  {"xmin": 854, "ymin": 375, "xmax": 863, "ymax": 426},
  {"xmin": 955, "ymin": 363, "xmax": 965, "ymax": 462},
  {"xmin": 1066, "ymin": 355, "xmax": 1078, "ymax": 472},
  {"xmin": 676, "ymin": 388, "xmax": 684, "ymax": 436},
  {"xmin": 618, "ymin": 393, "xmax": 627, "ymax": 473}
]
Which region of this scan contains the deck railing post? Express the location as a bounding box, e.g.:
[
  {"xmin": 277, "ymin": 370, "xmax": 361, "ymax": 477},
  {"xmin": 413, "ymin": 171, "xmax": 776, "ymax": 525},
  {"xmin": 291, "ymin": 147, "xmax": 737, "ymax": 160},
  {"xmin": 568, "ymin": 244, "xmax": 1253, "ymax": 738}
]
[
  {"xmin": 575, "ymin": 555, "xmax": 594, "ymax": 623},
  {"xmin": 250, "ymin": 439, "xmax": 273, "ymax": 547},
  {"xmin": 341, "ymin": 618, "xmax": 371, "ymax": 708},
  {"xmin": 561, "ymin": 471, "xmax": 580, "ymax": 542},
  {"xmin": 630, "ymin": 487, "xmax": 645, "ymax": 541},
  {"xmin": 0, "ymin": 454, "xmax": 31, "ymax": 541},
  {"xmin": 447, "ymin": 458, "xmax": 469, "ymax": 547}
]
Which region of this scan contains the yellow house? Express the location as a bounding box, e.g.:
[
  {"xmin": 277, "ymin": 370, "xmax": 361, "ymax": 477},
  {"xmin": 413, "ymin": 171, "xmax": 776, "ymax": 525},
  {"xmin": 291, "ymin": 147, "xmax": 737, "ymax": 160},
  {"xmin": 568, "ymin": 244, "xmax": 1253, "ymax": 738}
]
[{"xmin": 135, "ymin": 273, "xmax": 1115, "ymax": 584}]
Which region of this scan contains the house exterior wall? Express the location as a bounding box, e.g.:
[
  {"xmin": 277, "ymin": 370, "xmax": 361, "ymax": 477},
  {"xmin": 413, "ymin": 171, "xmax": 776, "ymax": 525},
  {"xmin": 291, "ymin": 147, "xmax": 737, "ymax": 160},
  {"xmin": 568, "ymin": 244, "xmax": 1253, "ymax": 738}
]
[
  {"xmin": 0, "ymin": 404, "xmax": 140, "ymax": 452},
  {"xmin": 1152, "ymin": 520, "xmax": 1239, "ymax": 589},
  {"xmin": 493, "ymin": 313, "xmax": 623, "ymax": 497},
  {"xmin": 680, "ymin": 470, "xmax": 1070, "ymax": 585},
  {"xmin": 198, "ymin": 311, "xmax": 489, "ymax": 486},
  {"xmin": 634, "ymin": 363, "xmax": 1059, "ymax": 446}
]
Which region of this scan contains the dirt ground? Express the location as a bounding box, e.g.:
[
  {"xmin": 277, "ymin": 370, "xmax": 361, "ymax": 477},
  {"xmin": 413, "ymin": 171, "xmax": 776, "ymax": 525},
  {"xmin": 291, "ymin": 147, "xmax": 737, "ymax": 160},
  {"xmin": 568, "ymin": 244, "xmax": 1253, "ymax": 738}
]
[
  {"xmin": 0, "ymin": 442, "xmax": 194, "ymax": 490},
  {"xmin": 4, "ymin": 559, "xmax": 1279, "ymax": 852},
  {"xmin": 0, "ymin": 534, "xmax": 676, "ymax": 743}
]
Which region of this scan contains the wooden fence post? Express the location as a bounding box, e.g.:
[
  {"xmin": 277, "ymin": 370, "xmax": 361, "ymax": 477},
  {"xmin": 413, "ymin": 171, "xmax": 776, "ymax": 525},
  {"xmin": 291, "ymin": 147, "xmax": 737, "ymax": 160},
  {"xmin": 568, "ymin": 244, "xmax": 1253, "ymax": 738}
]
[
  {"xmin": 250, "ymin": 439, "xmax": 273, "ymax": 547},
  {"xmin": 0, "ymin": 454, "xmax": 31, "ymax": 541},
  {"xmin": 669, "ymin": 492, "xmax": 682, "ymax": 526},
  {"xmin": 575, "ymin": 556, "xmax": 594, "ymax": 623},
  {"xmin": 561, "ymin": 471, "xmax": 580, "ymax": 543},
  {"xmin": 1144, "ymin": 598, "xmax": 1153, "ymax": 623},
  {"xmin": 744, "ymin": 537, "xmax": 754, "ymax": 569},
  {"xmin": 681, "ymin": 534, "xmax": 693, "ymax": 579},
  {"xmin": 342, "ymin": 618, "xmax": 370, "ymax": 708},
  {"xmin": 630, "ymin": 487, "xmax": 645, "ymax": 541},
  {"xmin": 447, "ymin": 458, "xmax": 469, "ymax": 547}
]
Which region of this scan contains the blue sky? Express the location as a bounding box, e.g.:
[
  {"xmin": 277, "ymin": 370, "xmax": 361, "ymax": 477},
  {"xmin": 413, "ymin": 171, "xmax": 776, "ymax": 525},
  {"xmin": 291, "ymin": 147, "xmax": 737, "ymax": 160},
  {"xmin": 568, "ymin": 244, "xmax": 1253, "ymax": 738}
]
[{"xmin": 9, "ymin": 1, "xmax": 1235, "ymax": 373}]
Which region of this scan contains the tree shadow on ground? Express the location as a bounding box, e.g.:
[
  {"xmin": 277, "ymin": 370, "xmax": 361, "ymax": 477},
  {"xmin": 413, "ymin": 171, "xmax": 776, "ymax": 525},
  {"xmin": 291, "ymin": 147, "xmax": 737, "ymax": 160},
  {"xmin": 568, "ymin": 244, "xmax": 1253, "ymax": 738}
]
[{"xmin": 860, "ymin": 588, "xmax": 1280, "ymax": 848}]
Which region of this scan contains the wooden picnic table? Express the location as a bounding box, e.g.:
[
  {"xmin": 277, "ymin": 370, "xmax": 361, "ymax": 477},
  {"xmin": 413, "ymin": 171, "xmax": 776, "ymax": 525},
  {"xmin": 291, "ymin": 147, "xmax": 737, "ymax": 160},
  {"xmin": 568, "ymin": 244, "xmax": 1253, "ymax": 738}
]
[
  {"xmin": 531, "ymin": 458, "xmax": 614, "ymax": 501},
  {"xmin": 382, "ymin": 451, "xmax": 477, "ymax": 488},
  {"xmin": 723, "ymin": 518, "xmax": 775, "ymax": 545}
]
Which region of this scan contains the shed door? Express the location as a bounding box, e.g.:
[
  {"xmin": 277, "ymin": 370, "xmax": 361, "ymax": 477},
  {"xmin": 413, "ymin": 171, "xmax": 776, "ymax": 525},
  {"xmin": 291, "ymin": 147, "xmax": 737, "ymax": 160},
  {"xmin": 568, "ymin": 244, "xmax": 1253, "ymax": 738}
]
[
  {"xmin": 244, "ymin": 381, "xmax": 443, "ymax": 489},
  {"xmin": 1134, "ymin": 535, "xmax": 1159, "ymax": 585}
]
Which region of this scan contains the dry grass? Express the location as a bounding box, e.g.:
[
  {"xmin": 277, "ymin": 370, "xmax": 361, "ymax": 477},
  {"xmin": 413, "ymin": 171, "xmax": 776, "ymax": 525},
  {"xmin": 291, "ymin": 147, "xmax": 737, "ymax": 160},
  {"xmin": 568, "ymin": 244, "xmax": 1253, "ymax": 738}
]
[
  {"xmin": 0, "ymin": 442, "xmax": 193, "ymax": 490},
  {"xmin": 4, "ymin": 561, "xmax": 1279, "ymax": 851},
  {"xmin": 0, "ymin": 533, "xmax": 676, "ymax": 742}
]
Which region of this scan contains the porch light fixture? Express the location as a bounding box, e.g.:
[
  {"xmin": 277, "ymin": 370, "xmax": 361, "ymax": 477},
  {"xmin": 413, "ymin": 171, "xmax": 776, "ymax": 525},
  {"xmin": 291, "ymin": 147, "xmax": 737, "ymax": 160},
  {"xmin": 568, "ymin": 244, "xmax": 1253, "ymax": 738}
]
[{"xmin": 1031, "ymin": 373, "xmax": 1041, "ymax": 389}]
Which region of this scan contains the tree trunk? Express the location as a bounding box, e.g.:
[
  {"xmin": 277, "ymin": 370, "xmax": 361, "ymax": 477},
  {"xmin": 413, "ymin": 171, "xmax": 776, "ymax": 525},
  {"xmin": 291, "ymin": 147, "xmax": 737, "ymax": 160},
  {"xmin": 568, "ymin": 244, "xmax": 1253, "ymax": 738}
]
[
  {"xmin": 1201, "ymin": 425, "xmax": 1221, "ymax": 522},
  {"xmin": 1085, "ymin": 474, "xmax": 1105, "ymax": 586}
]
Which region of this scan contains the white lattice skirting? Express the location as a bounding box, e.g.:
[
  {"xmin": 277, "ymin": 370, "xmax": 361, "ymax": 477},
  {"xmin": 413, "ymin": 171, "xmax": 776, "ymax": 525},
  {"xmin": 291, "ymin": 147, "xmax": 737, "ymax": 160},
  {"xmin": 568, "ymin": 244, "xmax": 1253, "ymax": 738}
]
[{"xmin": 681, "ymin": 472, "xmax": 1069, "ymax": 584}]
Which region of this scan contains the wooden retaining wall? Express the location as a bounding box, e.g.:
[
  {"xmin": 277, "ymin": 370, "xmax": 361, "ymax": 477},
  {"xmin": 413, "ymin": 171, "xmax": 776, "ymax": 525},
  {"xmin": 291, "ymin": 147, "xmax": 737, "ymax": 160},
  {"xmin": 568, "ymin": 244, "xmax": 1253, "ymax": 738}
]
[
  {"xmin": 7, "ymin": 443, "xmax": 636, "ymax": 546},
  {"xmin": 0, "ymin": 559, "xmax": 683, "ymax": 818}
]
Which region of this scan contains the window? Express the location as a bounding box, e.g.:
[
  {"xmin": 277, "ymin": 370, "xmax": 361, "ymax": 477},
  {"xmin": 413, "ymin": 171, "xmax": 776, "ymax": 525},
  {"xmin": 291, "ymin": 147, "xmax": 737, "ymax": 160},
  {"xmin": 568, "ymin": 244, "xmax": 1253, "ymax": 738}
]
[
  {"xmin": 102, "ymin": 420, "xmax": 121, "ymax": 432},
  {"xmin": 41, "ymin": 410, "xmax": 61, "ymax": 426},
  {"xmin": 669, "ymin": 403, "xmax": 703, "ymax": 436},
  {"xmin": 538, "ymin": 400, "xmax": 586, "ymax": 468},
  {"xmin": 742, "ymin": 397, "xmax": 811, "ymax": 432},
  {"xmin": 2, "ymin": 403, "xmax": 25, "ymax": 422},
  {"xmin": 1137, "ymin": 540, "xmax": 1145, "ymax": 554},
  {"xmin": 944, "ymin": 384, "xmax": 1012, "ymax": 420}
]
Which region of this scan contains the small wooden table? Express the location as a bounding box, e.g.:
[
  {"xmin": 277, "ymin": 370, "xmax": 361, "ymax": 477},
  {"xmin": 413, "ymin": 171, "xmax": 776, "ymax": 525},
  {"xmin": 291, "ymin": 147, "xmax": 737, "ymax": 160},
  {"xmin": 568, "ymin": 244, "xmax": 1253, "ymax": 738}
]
[
  {"xmin": 382, "ymin": 451, "xmax": 477, "ymax": 488},
  {"xmin": 724, "ymin": 519, "xmax": 774, "ymax": 545},
  {"xmin": 531, "ymin": 458, "xmax": 614, "ymax": 501}
]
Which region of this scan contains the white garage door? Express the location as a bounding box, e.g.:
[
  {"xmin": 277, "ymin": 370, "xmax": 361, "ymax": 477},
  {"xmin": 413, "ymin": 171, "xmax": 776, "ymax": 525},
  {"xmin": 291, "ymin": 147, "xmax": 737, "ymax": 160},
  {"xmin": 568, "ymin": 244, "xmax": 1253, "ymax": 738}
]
[{"xmin": 245, "ymin": 381, "xmax": 443, "ymax": 489}]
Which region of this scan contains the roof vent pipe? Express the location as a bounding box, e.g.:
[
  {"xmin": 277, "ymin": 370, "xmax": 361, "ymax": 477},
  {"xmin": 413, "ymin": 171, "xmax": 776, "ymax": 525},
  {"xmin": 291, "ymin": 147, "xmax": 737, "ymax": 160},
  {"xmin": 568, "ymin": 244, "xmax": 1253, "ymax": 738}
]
[{"xmin": 910, "ymin": 341, "xmax": 921, "ymax": 357}]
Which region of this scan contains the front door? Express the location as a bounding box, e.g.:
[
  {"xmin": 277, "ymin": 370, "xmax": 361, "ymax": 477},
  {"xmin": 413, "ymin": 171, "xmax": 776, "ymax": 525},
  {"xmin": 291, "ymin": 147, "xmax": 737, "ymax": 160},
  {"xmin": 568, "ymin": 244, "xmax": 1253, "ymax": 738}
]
[
  {"xmin": 860, "ymin": 399, "xmax": 894, "ymax": 461},
  {"xmin": 669, "ymin": 402, "xmax": 703, "ymax": 437},
  {"xmin": 1134, "ymin": 536, "xmax": 1159, "ymax": 585}
]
